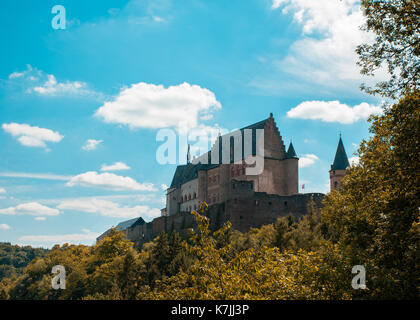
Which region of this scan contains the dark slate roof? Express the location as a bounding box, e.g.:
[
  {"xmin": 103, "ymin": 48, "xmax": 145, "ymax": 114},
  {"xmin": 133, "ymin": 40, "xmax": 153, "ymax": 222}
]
[
  {"xmin": 286, "ymin": 142, "xmax": 297, "ymax": 158},
  {"xmin": 115, "ymin": 217, "xmax": 145, "ymax": 231},
  {"xmin": 170, "ymin": 163, "xmax": 211, "ymax": 188},
  {"xmin": 331, "ymin": 137, "xmax": 350, "ymax": 170},
  {"xmin": 169, "ymin": 117, "xmax": 269, "ymax": 189}
]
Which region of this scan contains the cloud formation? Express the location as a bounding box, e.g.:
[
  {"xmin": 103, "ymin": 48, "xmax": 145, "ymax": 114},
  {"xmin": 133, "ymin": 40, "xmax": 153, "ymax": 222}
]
[
  {"xmin": 100, "ymin": 162, "xmax": 130, "ymax": 172},
  {"xmin": 82, "ymin": 139, "xmax": 103, "ymax": 151},
  {"xmin": 287, "ymin": 100, "xmax": 382, "ymax": 124},
  {"xmin": 2, "ymin": 123, "xmax": 63, "ymax": 149},
  {"xmin": 268, "ymin": 0, "xmax": 388, "ymax": 93},
  {"xmin": 66, "ymin": 171, "xmax": 156, "ymax": 191},
  {"xmin": 0, "ymin": 202, "xmax": 60, "ymax": 216},
  {"xmin": 58, "ymin": 198, "xmax": 160, "ymax": 220},
  {"xmin": 0, "ymin": 224, "xmax": 11, "ymax": 230},
  {"xmin": 6, "ymin": 65, "xmax": 103, "ymax": 99},
  {"xmin": 299, "ymin": 154, "xmax": 319, "ymax": 168},
  {"xmin": 95, "ymin": 82, "xmax": 221, "ymax": 131},
  {"xmin": 0, "ymin": 172, "xmax": 71, "ymax": 181},
  {"xmin": 18, "ymin": 229, "xmax": 99, "ymax": 247}
]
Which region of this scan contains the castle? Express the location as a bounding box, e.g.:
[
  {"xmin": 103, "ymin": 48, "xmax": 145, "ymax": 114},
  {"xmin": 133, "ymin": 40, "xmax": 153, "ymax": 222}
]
[{"xmin": 97, "ymin": 114, "xmax": 350, "ymax": 247}]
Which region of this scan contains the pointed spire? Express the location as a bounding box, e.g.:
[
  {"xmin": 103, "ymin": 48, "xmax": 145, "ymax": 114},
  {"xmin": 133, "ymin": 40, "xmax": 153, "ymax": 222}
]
[
  {"xmin": 331, "ymin": 136, "xmax": 350, "ymax": 170},
  {"xmin": 286, "ymin": 142, "xmax": 297, "ymax": 158}
]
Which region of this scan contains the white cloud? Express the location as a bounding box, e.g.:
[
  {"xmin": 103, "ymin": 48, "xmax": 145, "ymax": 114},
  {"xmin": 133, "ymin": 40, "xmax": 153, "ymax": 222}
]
[
  {"xmin": 152, "ymin": 16, "xmax": 165, "ymax": 22},
  {"xmin": 0, "ymin": 187, "xmax": 5, "ymax": 194},
  {"xmin": 287, "ymin": 100, "xmax": 382, "ymax": 124},
  {"xmin": 57, "ymin": 198, "xmax": 161, "ymax": 220},
  {"xmin": 31, "ymin": 74, "xmax": 89, "ymax": 96},
  {"xmin": 6, "ymin": 65, "xmax": 103, "ymax": 99},
  {"xmin": 0, "ymin": 202, "xmax": 60, "ymax": 216},
  {"xmin": 349, "ymin": 156, "xmax": 360, "ymax": 166},
  {"xmin": 161, "ymin": 184, "xmax": 168, "ymax": 191},
  {"xmin": 0, "ymin": 172, "xmax": 71, "ymax": 181},
  {"xmin": 18, "ymin": 229, "xmax": 99, "ymax": 247},
  {"xmin": 269, "ymin": 0, "xmax": 388, "ymax": 92},
  {"xmin": 66, "ymin": 171, "xmax": 156, "ymax": 191},
  {"xmin": 35, "ymin": 217, "xmax": 46, "ymax": 221},
  {"xmin": 82, "ymin": 139, "xmax": 103, "ymax": 151},
  {"xmin": 299, "ymin": 154, "xmax": 319, "ymax": 168},
  {"xmin": 2, "ymin": 123, "xmax": 63, "ymax": 149},
  {"xmin": 100, "ymin": 162, "xmax": 130, "ymax": 172},
  {"xmin": 9, "ymin": 71, "xmax": 25, "ymax": 79},
  {"xmin": 95, "ymin": 82, "xmax": 221, "ymax": 131},
  {"xmin": 0, "ymin": 224, "xmax": 11, "ymax": 230}
]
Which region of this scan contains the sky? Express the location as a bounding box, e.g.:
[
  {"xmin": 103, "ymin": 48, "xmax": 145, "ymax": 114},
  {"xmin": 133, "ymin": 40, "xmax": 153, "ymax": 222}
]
[{"xmin": 0, "ymin": 0, "xmax": 385, "ymax": 248}]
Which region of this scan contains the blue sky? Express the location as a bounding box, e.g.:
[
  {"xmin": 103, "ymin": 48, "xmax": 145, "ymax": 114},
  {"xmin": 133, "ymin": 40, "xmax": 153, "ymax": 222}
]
[{"xmin": 0, "ymin": 0, "xmax": 384, "ymax": 247}]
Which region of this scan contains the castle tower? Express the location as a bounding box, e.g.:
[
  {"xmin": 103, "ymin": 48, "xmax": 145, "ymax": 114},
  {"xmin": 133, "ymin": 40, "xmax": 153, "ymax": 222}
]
[
  {"xmin": 329, "ymin": 135, "xmax": 350, "ymax": 192},
  {"xmin": 283, "ymin": 141, "xmax": 299, "ymax": 194}
]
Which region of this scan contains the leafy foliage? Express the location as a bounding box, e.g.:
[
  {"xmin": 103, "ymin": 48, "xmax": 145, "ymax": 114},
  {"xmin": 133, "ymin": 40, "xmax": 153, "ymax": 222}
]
[
  {"xmin": 356, "ymin": 0, "xmax": 419, "ymax": 98},
  {"xmin": 0, "ymin": 243, "xmax": 48, "ymax": 281},
  {"xmin": 322, "ymin": 91, "xmax": 420, "ymax": 299}
]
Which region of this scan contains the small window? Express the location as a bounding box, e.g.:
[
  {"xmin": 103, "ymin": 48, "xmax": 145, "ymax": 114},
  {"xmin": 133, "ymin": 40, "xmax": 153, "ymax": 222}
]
[
  {"xmin": 254, "ymin": 200, "xmax": 259, "ymax": 206},
  {"xmin": 334, "ymin": 181, "xmax": 338, "ymax": 188},
  {"xmin": 284, "ymin": 201, "xmax": 288, "ymax": 207}
]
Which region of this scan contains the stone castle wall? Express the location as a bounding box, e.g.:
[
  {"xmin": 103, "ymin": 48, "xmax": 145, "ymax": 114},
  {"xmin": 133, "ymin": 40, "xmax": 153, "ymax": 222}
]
[{"xmin": 126, "ymin": 188, "xmax": 324, "ymax": 248}]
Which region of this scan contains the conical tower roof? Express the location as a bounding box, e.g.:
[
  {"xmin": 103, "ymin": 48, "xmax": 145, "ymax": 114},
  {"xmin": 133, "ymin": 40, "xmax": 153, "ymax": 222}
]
[
  {"xmin": 331, "ymin": 136, "xmax": 350, "ymax": 170},
  {"xmin": 286, "ymin": 142, "xmax": 297, "ymax": 158}
]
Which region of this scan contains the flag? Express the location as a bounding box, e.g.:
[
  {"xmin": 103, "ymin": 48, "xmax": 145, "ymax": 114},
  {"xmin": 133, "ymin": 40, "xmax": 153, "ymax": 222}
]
[{"xmin": 302, "ymin": 184, "xmax": 305, "ymax": 189}]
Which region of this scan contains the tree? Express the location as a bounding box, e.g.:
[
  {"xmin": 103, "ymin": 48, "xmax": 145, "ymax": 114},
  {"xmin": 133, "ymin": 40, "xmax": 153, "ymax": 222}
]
[
  {"xmin": 322, "ymin": 91, "xmax": 420, "ymax": 299},
  {"xmin": 356, "ymin": 0, "xmax": 419, "ymax": 98}
]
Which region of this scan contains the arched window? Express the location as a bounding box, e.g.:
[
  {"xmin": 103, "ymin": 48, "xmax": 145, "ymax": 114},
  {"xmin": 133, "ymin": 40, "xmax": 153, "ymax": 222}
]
[
  {"xmin": 193, "ymin": 192, "xmax": 197, "ymax": 199},
  {"xmin": 188, "ymin": 194, "xmax": 191, "ymax": 200}
]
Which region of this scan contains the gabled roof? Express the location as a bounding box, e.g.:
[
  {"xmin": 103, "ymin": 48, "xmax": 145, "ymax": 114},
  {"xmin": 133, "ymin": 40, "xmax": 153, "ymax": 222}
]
[
  {"xmin": 286, "ymin": 142, "xmax": 297, "ymax": 158},
  {"xmin": 331, "ymin": 137, "xmax": 350, "ymax": 170},
  {"xmin": 170, "ymin": 117, "xmax": 270, "ymax": 189},
  {"xmin": 115, "ymin": 217, "xmax": 145, "ymax": 231}
]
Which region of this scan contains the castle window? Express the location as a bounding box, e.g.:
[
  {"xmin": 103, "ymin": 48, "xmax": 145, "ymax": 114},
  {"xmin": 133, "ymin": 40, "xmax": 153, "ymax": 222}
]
[
  {"xmin": 193, "ymin": 192, "xmax": 197, "ymax": 199},
  {"xmin": 268, "ymin": 201, "xmax": 272, "ymax": 206},
  {"xmin": 188, "ymin": 194, "xmax": 191, "ymax": 200},
  {"xmin": 333, "ymin": 170, "xmax": 336, "ymax": 176},
  {"xmin": 334, "ymin": 181, "xmax": 338, "ymax": 189},
  {"xmin": 284, "ymin": 201, "xmax": 288, "ymax": 207}
]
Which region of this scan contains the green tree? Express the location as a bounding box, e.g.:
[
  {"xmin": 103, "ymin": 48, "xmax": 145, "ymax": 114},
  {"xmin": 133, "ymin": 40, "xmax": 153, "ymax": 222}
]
[
  {"xmin": 356, "ymin": 0, "xmax": 419, "ymax": 98},
  {"xmin": 322, "ymin": 91, "xmax": 420, "ymax": 299}
]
